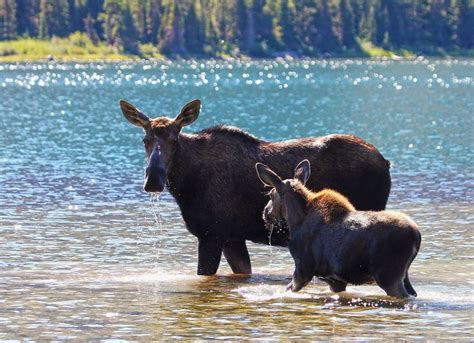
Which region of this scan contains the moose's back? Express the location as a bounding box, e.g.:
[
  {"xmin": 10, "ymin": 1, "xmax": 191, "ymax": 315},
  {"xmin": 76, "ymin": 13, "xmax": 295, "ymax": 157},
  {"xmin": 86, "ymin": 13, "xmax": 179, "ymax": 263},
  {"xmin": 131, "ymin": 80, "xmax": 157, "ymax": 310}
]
[{"xmin": 171, "ymin": 129, "xmax": 391, "ymax": 247}]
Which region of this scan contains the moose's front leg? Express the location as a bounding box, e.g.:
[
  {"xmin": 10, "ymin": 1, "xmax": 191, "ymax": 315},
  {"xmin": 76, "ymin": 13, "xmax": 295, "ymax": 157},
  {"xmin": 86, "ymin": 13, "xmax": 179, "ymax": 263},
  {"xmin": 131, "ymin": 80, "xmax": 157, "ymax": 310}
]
[
  {"xmin": 197, "ymin": 237, "xmax": 223, "ymax": 275},
  {"xmin": 286, "ymin": 267, "xmax": 313, "ymax": 292}
]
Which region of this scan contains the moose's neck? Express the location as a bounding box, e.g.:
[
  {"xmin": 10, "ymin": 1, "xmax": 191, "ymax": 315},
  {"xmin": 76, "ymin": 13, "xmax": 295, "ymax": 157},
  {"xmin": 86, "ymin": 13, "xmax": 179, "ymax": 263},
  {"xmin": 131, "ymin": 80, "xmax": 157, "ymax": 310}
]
[
  {"xmin": 166, "ymin": 133, "xmax": 197, "ymax": 199},
  {"xmin": 284, "ymin": 194, "xmax": 310, "ymax": 232}
]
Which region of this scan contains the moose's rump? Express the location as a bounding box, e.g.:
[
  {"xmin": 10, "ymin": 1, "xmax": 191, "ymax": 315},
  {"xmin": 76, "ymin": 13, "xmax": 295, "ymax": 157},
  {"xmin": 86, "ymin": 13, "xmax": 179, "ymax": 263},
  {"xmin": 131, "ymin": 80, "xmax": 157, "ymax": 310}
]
[{"xmin": 264, "ymin": 134, "xmax": 390, "ymax": 207}]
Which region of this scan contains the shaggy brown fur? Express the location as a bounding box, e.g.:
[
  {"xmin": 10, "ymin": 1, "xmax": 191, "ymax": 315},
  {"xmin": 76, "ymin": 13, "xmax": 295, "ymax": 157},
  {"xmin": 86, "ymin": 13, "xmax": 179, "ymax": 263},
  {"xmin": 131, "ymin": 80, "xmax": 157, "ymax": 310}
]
[
  {"xmin": 121, "ymin": 99, "xmax": 392, "ymax": 276},
  {"xmin": 257, "ymin": 160, "xmax": 421, "ymax": 298},
  {"xmin": 294, "ymin": 184, "xmax": 356, "ymax": 224}
]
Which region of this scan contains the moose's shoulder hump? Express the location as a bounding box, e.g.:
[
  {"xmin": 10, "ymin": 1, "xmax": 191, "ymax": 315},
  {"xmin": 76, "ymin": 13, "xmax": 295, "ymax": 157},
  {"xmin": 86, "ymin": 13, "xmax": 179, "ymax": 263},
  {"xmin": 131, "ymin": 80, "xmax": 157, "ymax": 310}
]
[
  {"xmin": 199, "ymin": 125, "xmax": 261, "ymax": 143},
  {"xmin": 312, "ymin": 189, "xmax": 355, "ymax": 223}
]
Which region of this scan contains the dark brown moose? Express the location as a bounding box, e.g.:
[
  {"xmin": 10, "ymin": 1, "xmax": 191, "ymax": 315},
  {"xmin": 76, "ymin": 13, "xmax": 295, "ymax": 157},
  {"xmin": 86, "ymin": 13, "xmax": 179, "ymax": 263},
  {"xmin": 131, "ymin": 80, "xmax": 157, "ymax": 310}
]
[
  {"xmin": 120, "ymin": 99, "xmax": 392, "ymax": 275},
  {"xmin": 256, "ymin": 160, "xmax": 421, "ymax": 298}
]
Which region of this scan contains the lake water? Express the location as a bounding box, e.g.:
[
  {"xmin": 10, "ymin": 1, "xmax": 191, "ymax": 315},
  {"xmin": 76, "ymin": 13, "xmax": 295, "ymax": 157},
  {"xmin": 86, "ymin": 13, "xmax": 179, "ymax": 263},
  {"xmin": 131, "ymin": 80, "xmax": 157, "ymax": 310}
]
[{"xmin": 0, "ymin": 58, "xmax": 472, "ymax": 340}]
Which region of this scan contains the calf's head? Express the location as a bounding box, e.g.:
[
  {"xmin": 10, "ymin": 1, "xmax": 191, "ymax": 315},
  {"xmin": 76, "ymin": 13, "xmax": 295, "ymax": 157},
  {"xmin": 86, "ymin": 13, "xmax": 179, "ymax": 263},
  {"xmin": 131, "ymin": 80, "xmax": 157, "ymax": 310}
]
[
  {"xmin": 120, "ymin": 99, "xmax": 201, "ymax": 193},
  {"xmin": 256, "ymin": 160, "xmax": 311, "ymax": 230}
]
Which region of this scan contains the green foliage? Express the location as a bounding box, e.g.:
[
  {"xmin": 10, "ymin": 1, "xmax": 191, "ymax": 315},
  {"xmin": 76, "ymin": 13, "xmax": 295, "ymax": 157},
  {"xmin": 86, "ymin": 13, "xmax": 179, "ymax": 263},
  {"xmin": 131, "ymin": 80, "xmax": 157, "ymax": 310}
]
[
  {"xmin": 39, "ymin": 0, "xmax": 70, "ymax": 38},
  {"xmin": 0, "ymin": 0, "xmax": 16, "ymax": 40},
  {"xmin": 1, "ymin": 0, "xmax": 473, "ymax": 58},
  {"xmin": 0, "ymin": 34, "xmax": 123, "ymax": 61}
]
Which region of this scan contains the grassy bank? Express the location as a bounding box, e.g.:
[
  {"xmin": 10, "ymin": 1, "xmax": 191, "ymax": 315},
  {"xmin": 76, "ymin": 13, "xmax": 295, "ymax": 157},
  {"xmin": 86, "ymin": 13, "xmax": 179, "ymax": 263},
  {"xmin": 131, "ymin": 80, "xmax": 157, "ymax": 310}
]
[
  {"xmin": 1, "ymin": 34, "xmax": 473, "ymax": 62},
  {"xmin": 0, "ymin": 33, "xmax": 164, "ymax": 62}
]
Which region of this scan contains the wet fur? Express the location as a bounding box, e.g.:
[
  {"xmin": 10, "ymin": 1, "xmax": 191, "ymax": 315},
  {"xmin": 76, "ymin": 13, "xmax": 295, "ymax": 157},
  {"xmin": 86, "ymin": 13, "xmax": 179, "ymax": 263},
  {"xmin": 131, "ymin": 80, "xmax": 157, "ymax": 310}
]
[
  {"xmin": 122, "ymin": 99, "xmax": 391, "ymax": 275},
  {"xmin": 262, "ymin": 175, "xmax": 421, "ymax": 298},
  {"xmin": 167, "ymin": 127, "xmax": 391, "ymax": 274}
]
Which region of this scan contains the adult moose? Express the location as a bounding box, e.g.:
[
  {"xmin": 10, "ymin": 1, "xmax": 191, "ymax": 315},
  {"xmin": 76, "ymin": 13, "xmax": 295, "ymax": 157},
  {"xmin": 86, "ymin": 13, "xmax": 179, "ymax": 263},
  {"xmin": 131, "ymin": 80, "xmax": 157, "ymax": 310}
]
[{"xmin": 120, "ymin": 99, "xmax": 391, "ymax": 275}]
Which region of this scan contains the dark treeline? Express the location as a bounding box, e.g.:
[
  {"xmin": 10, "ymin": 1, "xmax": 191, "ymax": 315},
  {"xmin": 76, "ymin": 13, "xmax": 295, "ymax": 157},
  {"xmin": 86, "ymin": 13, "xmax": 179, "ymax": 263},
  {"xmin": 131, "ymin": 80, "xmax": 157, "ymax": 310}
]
[{"xmin": 1, "ymin": 0, "xmax": 473, "ymax": 56}]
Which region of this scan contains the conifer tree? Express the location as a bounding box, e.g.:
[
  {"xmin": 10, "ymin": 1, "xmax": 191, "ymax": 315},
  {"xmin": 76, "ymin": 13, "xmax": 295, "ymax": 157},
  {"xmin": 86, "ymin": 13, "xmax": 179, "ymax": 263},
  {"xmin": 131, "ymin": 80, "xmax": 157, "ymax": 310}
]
[
  {"xmin": 15, "ymin": 0, "xmax": 40, "ymax": 37},
  {"xmin": 315, "ymin": 0, "xmax": 339, "ymax": 53},
  {"xmin": 0, "ymin": 0, "xmax": 16, "ymax": 40},
  {"xmin": 340, "ymin": 0, "xmax": 357, "ymax": 49},
  {"xmin": 457, "ymin": 0, "xmax": 474, "ymax": 48},
  {"xmin": 38, "ymin": 0, "xmax": 70, "ymax": 38},
  {"xmin": 100, "ymin": 0, "xmax": 124, "ymax": 46}
]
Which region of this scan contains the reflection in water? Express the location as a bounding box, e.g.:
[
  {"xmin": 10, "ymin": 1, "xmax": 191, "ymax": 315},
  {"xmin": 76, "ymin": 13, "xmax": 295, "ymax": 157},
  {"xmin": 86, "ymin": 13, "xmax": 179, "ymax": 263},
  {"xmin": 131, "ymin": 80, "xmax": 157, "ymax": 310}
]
[{"xmin": 0, "ymin": 59, "xmax": 473, "ymax": 340}]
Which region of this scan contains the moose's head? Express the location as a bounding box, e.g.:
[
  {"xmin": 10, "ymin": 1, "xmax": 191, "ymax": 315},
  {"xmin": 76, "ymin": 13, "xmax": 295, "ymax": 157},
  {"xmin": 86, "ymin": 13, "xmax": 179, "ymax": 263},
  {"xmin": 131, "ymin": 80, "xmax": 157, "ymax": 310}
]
[
  {"xmin": 120, "ymin": 99, "xmax": 201, "ymax": 193},
  {"xmin": 255, "ymin": 159, "xmax": 311, "ymax": 227}
]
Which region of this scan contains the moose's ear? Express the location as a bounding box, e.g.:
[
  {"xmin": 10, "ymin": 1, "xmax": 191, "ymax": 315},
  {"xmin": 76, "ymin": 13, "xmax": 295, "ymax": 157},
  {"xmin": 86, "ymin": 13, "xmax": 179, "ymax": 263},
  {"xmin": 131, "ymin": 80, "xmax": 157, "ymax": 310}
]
[
  {"xmin": 174, "ymin": 99, "xmax": 201, "ymax": 127},
  {"xmin": 294, "ymin": 159, "xmax": 311, "ymax": 185},
  {"xmin": 255, "ymin": 163, "xmax": 283, "ymax": 190},
  {"xmin": 120, "ymin": 100, "xmax": 150, "ymax": 128}
]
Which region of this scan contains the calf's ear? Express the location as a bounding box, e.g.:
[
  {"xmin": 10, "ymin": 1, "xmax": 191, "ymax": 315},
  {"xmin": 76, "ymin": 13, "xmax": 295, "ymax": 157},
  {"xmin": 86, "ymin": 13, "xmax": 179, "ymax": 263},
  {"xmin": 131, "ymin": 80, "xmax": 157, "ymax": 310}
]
[
  {"xmin": 255, "ymin": 163, "xmax": 283, "ymax": 190},
  {"xmin": 120, "ymin": 100, "xmax": 150, "ymax": 128},
  {"xmin": 294, "ymin": 159, "xmax": 311, "ymax": 185},
  {"xmin": 175, "ymin": 99, "xmax": 201, "ymax": 127}
]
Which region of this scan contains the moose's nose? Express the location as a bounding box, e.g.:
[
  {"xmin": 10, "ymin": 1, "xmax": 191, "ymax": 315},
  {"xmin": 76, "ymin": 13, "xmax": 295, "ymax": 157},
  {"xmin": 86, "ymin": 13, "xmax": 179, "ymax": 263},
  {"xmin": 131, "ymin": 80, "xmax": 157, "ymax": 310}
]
[
  {"xmin": 143, "ymin": 143, "xmax": 166, "ymax": 193},
  {"xmin": 144, "ymin": 167, "xmax": 165, "ymax": 193}
]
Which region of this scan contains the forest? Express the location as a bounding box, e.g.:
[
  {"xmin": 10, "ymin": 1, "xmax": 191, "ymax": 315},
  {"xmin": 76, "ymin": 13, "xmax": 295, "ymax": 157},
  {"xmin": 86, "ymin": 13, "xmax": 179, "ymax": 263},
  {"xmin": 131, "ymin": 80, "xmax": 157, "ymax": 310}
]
[{"xmin": 0, "ymin": 0, "xmax": 473, "ymax": 58}]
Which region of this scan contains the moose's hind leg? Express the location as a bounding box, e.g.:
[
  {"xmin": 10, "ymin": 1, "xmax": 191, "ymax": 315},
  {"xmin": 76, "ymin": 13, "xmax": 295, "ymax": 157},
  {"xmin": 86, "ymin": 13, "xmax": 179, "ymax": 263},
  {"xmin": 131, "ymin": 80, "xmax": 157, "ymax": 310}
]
[
  {"xmin": 375, "ymin": 271, "xmax": 410, "ymax": 298},
  {"xmin": 379, "ymin": 280, "xmax": 410, "ymax": 298},
  {"xmin": 197, "ymin": 238, "xmax": 223, "ymax": 275},
  {"xmin": 223, "ymin": 240, "xmax": 252, "ymax": 274}
]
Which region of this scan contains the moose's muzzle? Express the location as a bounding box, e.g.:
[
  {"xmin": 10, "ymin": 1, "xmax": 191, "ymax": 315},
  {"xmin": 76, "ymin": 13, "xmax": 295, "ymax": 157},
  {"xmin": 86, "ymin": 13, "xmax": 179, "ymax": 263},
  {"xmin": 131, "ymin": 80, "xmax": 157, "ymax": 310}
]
[{"xmin": 143, "ymin": 144, "xmax": 166, "ymax": 193}]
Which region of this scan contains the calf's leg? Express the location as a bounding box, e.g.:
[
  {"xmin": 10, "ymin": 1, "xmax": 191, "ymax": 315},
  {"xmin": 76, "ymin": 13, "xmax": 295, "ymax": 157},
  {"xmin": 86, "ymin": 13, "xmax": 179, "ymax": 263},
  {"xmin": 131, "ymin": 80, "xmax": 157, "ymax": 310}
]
[
  {"xmin": 375, "ymin": 269, "xmax": 410, "ymax": 298},
  {"xmin": 403, "ymin": 273, "xmax": 417, "ymax": 297},
  {"xmin": 379, "ymin": 280, "xmax": 410, "ymax": 298},
  {"xmin": 197, "ymin": 238, "xmax": 223, "ymax": 275},
  {"xmin": 223, "ymin": 240, "xmax": 252, "ymax": 274}
]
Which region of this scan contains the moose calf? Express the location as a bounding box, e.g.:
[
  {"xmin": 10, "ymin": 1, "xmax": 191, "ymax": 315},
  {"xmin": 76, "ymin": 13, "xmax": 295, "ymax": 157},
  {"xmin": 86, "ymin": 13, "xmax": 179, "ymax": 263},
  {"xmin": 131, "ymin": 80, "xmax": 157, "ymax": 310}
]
[{"xmin": 256, "ymin": 160, "xmax": 421, "ymax": 298}]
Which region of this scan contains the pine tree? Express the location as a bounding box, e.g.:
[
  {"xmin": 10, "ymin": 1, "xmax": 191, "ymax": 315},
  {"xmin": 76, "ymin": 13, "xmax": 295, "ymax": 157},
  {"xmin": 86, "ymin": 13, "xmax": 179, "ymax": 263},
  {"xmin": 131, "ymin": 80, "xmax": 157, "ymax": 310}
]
[
  {"xmin": 100, "ymin": 0, "xmax": 124, "ymax": 46},
  {"xmin": 159, "ymin": 0, "xmax": 186, "ymax": 54},
  {"xmin": 122, "ymin": 2, "xmax": 139, "ymax": 53},
  {"xmin": 16, "ymin": 0, "xmax": 40, "ymax": 37},
  {"xmin": 340, "ymin": 0, "xmax": 357, "ymax": 49},
  {"xmin": 315, "ymin": 0, "xmax": 339, "ymax": 53},
  {"xmin": 130, "ymin": 0, "xmax": 147, "ymax": 41},
  {"xmin": 184, "ymin": 1, "xmax": 204, "ymax": 54},
  {"xmin": 374, "ymin": 0, "xmax": 389, "ymax": 47},
  {"xmin": 280, "ymin": 0, "xmax": 298, "ymax": 51},
  {"xmin": 38, "ymin": 0, "xmax": 70, "ymax": 38},
  {"xmin": 83, "ymin": 13, "xmax": 99, "ymax": 43},
  {"xmin": 0, "ymin": 0, "xmax": 16, "ymax": 40},
  {"xmin": 457, "ymin": 0, "xmax": 474, "ymax": 48},
  {"xmin": 146, "ymin": 0, "xmax": 161, "ymax": 44}
]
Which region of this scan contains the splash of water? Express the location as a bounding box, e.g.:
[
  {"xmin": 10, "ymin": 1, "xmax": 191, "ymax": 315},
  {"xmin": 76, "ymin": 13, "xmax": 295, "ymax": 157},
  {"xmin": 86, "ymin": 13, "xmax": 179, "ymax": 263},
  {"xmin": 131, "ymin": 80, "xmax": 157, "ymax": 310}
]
[
  {"xmin": 234, "ymin": 284, "xmax": 312, "ymax": 302},
  {"xmin": 149, "ymin": 193, "xmax": 164, "ymax": 265}
]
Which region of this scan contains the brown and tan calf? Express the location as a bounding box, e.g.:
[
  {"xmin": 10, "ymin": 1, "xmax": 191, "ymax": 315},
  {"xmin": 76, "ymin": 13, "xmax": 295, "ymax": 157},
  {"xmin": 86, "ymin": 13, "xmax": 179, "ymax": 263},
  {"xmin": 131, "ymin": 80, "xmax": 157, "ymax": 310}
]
[{"xmin": 256, "ymin": 160, "xmax": 421, "ymax": 298}]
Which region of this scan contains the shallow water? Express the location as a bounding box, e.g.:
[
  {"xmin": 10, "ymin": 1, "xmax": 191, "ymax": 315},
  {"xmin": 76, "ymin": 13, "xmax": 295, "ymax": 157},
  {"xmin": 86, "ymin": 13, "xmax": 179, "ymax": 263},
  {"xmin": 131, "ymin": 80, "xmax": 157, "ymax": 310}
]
[{"xmin": 0, "ymin": 59, "xmax": 473, "ymax": 340}]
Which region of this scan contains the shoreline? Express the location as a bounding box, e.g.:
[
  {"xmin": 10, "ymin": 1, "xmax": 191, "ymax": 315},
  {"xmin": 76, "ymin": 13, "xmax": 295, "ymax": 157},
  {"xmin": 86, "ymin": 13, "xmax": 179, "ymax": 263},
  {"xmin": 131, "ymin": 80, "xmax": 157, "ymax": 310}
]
[
  {"xmin": 2, "ymin": 53, "xmax": 474, "ymax": 64},
  {"xmin": 1, "ymin": 38, "xmax": 473, "ymax": 63}
]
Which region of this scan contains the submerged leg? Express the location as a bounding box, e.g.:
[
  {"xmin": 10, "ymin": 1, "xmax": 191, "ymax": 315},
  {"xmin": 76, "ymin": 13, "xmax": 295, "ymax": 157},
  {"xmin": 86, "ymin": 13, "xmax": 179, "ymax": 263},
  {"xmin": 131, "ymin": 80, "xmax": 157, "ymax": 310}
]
[
  {"xmin": 404, "ymin": 273, "xmax": 417, "ymax": 297},
  {"xmin": 326, "ymin": 279, "xmax": 347, "ymax": 293},
  {"xmin": 287, "ymin": 268, "xmax": 313, "ymax": 292},
  {"xmin": 376, "ymin": 275, "xmax": 410, "ymax": 299},
  {"xmin": 223, "ymin": 240, "xmax": 252, "ymax": 274},
  {"xmin": 197, "ymin": 238, "xmax": 223, "ymax": 275}
]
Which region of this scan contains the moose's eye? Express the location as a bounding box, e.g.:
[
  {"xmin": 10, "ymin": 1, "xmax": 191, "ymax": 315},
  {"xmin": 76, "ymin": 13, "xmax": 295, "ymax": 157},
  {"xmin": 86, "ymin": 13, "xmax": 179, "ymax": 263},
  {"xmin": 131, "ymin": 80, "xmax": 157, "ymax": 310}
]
[{"xmin": 143, "ymin": 137, "xmax": 153, "ymax": 150}]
